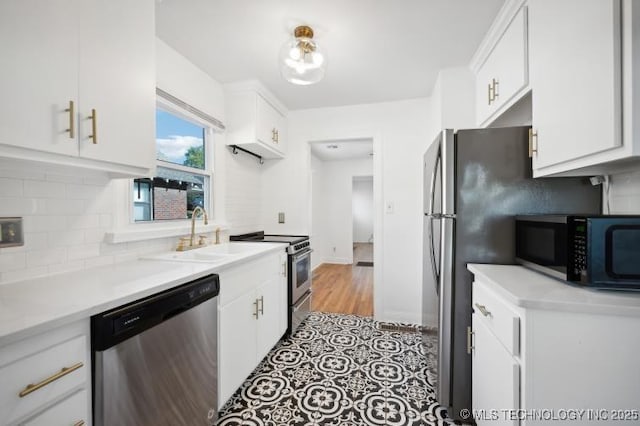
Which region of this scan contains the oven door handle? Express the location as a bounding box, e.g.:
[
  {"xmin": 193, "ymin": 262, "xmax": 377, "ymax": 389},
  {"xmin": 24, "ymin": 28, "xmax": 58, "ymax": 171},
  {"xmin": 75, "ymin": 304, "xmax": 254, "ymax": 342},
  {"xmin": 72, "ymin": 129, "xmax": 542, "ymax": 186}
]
[{"xmin": 292, "ymin": 249, "xmax": 313, "ymax": 261}]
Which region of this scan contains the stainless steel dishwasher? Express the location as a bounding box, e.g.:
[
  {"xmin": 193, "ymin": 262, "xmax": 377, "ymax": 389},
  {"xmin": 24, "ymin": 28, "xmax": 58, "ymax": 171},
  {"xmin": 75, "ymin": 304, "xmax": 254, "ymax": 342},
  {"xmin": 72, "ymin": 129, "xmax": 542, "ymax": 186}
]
[{"xmin": 91, "ymin": 274, "xmax": 219, "ymax": 426}]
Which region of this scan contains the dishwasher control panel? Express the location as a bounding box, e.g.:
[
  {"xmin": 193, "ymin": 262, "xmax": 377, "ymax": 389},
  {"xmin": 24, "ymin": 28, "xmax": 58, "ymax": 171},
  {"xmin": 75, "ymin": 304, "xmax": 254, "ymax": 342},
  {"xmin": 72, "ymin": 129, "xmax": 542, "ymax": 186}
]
[{"xmin": 91, "ymin": 274, "xmax": 220, "ymax": 351}]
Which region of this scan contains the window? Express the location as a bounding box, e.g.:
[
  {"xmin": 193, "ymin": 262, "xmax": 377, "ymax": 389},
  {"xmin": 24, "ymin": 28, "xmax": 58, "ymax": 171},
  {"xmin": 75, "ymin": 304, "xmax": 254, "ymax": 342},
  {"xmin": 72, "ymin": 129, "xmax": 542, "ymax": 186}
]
[{"xmin": 133, "ymin": 104, "xmax": 213, "ymax": 222}]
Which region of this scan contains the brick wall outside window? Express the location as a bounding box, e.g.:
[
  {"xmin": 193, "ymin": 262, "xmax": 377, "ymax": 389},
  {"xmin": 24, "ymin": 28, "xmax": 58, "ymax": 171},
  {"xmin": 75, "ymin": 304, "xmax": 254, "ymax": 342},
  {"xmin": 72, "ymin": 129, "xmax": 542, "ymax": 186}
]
[{"xmin": 153, "ymin": 188, "xmax": 187, "ymax": 220}]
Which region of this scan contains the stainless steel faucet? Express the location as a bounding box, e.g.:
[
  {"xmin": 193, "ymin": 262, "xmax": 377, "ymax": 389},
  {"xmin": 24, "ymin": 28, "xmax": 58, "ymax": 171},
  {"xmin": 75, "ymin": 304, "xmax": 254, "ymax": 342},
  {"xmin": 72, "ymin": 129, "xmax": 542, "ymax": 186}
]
[{"xmin": 177, "ymin": 206, "xmax": 208, "ymax": 251}]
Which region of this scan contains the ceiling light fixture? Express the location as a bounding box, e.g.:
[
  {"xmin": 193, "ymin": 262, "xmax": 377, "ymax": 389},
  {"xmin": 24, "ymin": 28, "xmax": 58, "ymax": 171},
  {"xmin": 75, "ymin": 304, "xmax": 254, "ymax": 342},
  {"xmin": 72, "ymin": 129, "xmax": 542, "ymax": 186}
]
[{"xmin": 279, "ymin": 25, "xmax": 326, "ymax": 86}]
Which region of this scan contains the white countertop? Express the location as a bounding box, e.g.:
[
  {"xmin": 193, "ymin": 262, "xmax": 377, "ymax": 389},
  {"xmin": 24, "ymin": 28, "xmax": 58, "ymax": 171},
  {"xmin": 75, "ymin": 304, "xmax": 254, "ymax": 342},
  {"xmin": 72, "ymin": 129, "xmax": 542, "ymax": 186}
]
[
  {"xmin": 467, "ymin": 264, "xmax": 640, "ymax": 316},
  {"xmin": 0, "ymin": 242, "xmax": 286, "ymax": 346}
]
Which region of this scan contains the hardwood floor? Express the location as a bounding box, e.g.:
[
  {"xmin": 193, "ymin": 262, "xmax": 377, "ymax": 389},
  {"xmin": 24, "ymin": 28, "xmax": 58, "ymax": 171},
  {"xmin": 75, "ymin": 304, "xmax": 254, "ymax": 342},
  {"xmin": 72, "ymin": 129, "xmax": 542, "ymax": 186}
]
[{"xmin": 311, "ymin": 243, "xmax": 374, "ymax": 317}]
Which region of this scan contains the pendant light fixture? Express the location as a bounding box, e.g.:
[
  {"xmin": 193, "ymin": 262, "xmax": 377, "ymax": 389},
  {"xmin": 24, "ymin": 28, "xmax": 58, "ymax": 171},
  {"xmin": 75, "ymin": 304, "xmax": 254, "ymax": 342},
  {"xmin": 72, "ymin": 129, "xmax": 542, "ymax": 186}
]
[{"xmin": 279, "ymin": 25, "xmax": 326, "ymax": 85}]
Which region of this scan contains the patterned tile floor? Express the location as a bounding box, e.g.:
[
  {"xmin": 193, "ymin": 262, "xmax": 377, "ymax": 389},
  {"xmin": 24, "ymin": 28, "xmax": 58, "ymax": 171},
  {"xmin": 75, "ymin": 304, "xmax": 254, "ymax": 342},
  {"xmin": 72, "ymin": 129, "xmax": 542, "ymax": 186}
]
[{"xmin": 218, "ymin": 312, "xmax": 454, "ymax": 425}]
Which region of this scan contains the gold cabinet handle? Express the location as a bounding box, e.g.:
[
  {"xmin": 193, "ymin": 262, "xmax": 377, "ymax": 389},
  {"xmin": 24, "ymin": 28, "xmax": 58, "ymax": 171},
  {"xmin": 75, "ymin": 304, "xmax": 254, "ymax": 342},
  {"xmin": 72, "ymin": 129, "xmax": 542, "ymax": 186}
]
[
  {"xmin": 258, "ymin": 295, "xmax": 264, "ymax": 316},
  {"xmin": 19, "ymin": 362, "xmax": 84, "ymax": 398},
  {"xmin": 253, "ymin": 298, "xmax": 259, "ymax": 319},
  {"xmin": 89, "ymin": 109, "xmax": 97, "ymax": 144},
  {"xmin": 528, "ymin": 128, "xmax": 538, "ymax": 158},
  {"xmin": 467, "ymin": 326, "xmax": 474, "ymax": 355},
  {"xmin": 275, "ymin": 129, "xmax": 279, "ymax": 143},
  {"xmin": 73, "ymin": 421, "xmax": 86, "ymax": 426},
  {"xmin": 492, "ymin": 78, "xmax": 499, "ymax": 100},
  {"xmin": 475, "ymin": 303, "xmax": 492, "ymax": 318},
  {"xmin": 487, "ymin": 83, "xmax": 493, "ymax": 105},
  {"xmin": 66, "ymin": 100, "xmax": 75, "ymax": 139}
]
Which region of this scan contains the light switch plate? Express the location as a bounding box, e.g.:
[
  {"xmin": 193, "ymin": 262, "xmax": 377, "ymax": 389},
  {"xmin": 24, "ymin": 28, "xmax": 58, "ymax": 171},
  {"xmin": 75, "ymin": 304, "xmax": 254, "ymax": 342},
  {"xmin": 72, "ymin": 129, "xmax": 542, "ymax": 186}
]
[
  {"xmin": 278, "ymin": 212, "xmax": 285, "ymax": 223},
  {"xmin": 385, "ymin": 202, "xmax": 394, "ymax": 214},
  {"xmin": 0, "ymin": 217, "xmax": 24, "ymax": 248}
]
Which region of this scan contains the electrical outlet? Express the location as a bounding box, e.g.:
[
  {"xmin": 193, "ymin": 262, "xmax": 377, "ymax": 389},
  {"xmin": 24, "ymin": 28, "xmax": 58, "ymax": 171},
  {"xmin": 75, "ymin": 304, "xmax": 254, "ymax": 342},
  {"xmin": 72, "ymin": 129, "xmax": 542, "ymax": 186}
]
[
  {"xmin": 278, "ymin": 212, "xmax": 285, "ymax": 223},
  {"xmin": 0, "ymin": 217, "xmax": 23, "ymax": 248}
]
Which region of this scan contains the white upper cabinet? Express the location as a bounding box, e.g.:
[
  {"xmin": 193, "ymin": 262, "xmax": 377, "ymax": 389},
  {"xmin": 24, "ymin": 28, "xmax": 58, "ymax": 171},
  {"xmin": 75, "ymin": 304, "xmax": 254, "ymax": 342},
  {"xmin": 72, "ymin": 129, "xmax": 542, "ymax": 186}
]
[
  {"xmin": 0, "ymin": 0, "xmax": 155, "ymax": 177},
  {"xmin": 225, "ymin": 85, "xmax": 287, "ymax": 159},
  {"xmin": 529, "ymin": 0, "xmax": 640, "ymax": 177},
  {"xmin": 0, "ymin": 0, "xmax": 79, "ymax": 158},
  {"xmin": 77, "ymin": 0, "xmax": 155, "ymax": 169},
  {"xmin": 474, "ymin": 4, "xmax": 529, "ymax": 127}
]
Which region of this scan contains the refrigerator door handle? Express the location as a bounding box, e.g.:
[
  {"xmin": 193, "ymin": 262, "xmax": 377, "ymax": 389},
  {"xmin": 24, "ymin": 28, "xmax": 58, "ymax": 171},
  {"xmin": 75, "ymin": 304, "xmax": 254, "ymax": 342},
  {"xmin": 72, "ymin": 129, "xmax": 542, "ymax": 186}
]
[
  {"xmin": 427, "ymin": 145, "xmax": 441, "ymax": 216},
  {"xmin": 429, "ymin": 216, "xmax": 440, "ymax": 295}
]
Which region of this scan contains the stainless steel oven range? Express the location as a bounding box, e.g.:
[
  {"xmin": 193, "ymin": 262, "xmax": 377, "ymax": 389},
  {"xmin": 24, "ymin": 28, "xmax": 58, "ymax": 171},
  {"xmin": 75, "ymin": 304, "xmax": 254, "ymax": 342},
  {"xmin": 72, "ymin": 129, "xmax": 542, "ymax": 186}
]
[{"xmin": 230, "ymin": 231, "xmax": 312, "ymax": 335}]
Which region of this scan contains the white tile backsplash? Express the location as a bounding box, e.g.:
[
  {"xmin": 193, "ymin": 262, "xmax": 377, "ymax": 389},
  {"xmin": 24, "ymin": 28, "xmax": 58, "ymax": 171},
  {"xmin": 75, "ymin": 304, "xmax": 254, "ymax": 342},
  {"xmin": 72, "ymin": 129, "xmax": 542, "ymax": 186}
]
[
  {"xmin": 0, "ymin": 174, "xmax": 178, "ymax": 284},
  {"xmin": 224, "ymin": 148, "xmax": 263, "ymax": 234},
  {"xmin": 23, "ymin": 180, "xmax": 66, "ymax": 198},
  {"xmin": 609, "ymin": 169, "xmax": 640, "ymax": 213},
  {"xmin": 0, "ymin": 178, "xmax": 23, "ymax": 197}
]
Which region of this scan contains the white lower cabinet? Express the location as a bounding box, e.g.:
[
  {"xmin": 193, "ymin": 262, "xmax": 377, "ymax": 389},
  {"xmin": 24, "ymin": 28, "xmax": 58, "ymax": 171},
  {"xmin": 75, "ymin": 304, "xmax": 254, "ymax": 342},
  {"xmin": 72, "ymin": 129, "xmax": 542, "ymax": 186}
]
[
  {"xmin": 472, "ymin": 319, "xmax": 519, "ymax": 426},
  {"xmin": 218, "ymin": 251, "xmax": 288, "ymax": 407},
  {"xmin": 471, "ymin": 269, "xmax": 640, "ymax": 425},
  {"xmin": 0, "ymin": 321, "xmax": 90, "ymax": 426}
]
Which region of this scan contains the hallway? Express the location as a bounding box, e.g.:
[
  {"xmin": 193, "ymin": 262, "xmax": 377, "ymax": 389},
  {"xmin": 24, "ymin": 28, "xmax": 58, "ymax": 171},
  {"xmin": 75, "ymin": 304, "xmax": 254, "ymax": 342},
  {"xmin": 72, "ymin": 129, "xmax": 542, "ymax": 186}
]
[{"xmin": 311, "ymin": 243, "xmax": 374, "ymax": 317}]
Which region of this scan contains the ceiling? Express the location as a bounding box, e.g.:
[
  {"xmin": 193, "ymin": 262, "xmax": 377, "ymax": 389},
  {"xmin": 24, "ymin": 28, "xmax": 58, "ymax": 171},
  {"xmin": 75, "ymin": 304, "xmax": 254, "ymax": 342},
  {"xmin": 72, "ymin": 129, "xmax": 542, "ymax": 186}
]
[
  {"xmin": 156, "ymin": 0, "xmax": 504, "ymax": 110},
  {"xmin": 310, "ymin": 139, "xmax": 373, "ymax": 161}
]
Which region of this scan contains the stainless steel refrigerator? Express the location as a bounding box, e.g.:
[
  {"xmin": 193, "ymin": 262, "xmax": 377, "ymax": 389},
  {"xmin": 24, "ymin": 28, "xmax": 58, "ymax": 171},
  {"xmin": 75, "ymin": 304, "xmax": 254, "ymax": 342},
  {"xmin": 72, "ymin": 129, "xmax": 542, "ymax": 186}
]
[{"xmin": 422, "ymin": 126, "xmax": 601, "ymax": 422}]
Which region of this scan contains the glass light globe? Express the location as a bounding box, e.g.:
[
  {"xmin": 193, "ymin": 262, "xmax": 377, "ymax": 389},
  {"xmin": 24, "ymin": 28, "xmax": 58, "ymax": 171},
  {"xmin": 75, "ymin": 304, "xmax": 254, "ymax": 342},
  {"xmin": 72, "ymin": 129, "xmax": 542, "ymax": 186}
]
[{"xmin": 279, "ymin": 26, "xmax": 327, "ymax": 85}]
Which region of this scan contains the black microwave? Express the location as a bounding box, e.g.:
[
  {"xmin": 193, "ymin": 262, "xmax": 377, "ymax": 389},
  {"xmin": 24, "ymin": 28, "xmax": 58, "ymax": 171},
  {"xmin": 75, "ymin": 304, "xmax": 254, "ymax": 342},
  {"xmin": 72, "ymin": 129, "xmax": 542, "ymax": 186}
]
[{"xmin": 515, "ymin": 215, "xmax": 640, "ymax": 289}]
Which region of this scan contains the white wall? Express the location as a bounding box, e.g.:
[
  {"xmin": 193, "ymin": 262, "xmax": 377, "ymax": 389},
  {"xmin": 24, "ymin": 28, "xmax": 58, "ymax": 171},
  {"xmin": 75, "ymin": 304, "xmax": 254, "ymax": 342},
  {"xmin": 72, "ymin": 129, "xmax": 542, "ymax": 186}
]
[
  {"xmin": 311, "ymin": 156, "xmax": 373, "ymax": 266},
  {"xmin": 261, "ymin": 98, "xmax": 432, "ymax": 324},
  {"xmin": 0, "ymin": 39, "xmax": 260, "ymax": 284},
  {"xmin": 353, "ymin": 178, "xmax": 374, "ymax": 243}
]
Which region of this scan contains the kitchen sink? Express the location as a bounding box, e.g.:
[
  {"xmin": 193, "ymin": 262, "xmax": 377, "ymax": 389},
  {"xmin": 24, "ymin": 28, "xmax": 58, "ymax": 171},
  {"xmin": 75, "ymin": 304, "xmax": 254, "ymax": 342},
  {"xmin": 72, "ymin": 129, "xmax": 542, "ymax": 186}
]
[
  {"xmin": 148, "ymin": 251, "xmax": 234, "ymax": 263},
  {"xmin": 198, "ymin": 242, "xmax": 267, "ymax": 254},
  {"xmin": 142, "ymin": 243, "xmax": 267, "ymax": 264}
]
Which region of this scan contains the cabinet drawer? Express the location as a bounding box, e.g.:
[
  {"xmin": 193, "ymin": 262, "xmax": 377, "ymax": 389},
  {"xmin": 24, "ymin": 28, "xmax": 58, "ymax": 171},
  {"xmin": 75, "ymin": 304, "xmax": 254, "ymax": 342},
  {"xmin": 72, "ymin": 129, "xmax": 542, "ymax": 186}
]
[
  {"xmin": 473, "ymin": 282, "xmax": 520, "ymax": 356},
  {"xmin": 0, "ymin": 335, "xmax": 88, "ymax": 425},
  {"xmin": 22, "ymin": 389, "xmax": 88, "ymax": 426},
  {"xmin": 218, "ymin": 252, "xmax": 280, "ymax": 305}
]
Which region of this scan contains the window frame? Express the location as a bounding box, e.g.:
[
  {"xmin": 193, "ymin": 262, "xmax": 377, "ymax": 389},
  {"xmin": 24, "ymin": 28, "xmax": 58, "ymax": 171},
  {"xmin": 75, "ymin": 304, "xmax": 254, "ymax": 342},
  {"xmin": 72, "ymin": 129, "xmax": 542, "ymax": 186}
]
[{"xmin": 129, "ymin": 96, "xmax": 215, "ymax": 225}]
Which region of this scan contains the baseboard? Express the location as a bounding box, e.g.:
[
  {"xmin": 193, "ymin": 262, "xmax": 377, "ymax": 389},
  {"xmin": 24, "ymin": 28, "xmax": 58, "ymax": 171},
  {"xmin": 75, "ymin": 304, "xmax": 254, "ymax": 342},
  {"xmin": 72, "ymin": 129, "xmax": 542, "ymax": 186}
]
[
  {"xmin": 323, "ymin": 257, "xmax": 351, "ymax": 264},
  {"xmin": 378, "ymin": 310, "xmax": 422, "ymax": 326}
]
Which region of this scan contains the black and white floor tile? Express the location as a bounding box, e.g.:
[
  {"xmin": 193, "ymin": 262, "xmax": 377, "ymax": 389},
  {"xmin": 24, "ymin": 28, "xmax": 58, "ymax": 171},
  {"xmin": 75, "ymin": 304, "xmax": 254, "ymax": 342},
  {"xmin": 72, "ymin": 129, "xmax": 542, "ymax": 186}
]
[{"xmin": 218, "ymin": 312, "xmax": 456, "ymax": 426}]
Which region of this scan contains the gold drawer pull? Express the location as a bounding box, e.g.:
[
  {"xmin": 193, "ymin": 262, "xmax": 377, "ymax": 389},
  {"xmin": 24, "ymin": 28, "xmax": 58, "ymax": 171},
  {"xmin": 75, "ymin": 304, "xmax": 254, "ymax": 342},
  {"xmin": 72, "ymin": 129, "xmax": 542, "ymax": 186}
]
[
  {"xmin": 528, "ymin": 128, "xmax": 538, "ymax": 158},
  {"xmin": 66, "ymin": 100, "xmax": 75, "ymax": 139},
  {"xmin": 18, "ymin": 362, "xmax": 84, "ymax": 398},
  {"xmin": 475, "ymin": 303, "xmax": 492, "ymax": 318},
  {"xmin": 73, "ymin": 421, "xmax": 86, "ymax": 426},
  {"xmin": 89, "ymin": 109, "xmax": 98, "ymax": 144},
  {"xmin": 253, "ymin": 298, "xmax": 259, "ymax": 319}
]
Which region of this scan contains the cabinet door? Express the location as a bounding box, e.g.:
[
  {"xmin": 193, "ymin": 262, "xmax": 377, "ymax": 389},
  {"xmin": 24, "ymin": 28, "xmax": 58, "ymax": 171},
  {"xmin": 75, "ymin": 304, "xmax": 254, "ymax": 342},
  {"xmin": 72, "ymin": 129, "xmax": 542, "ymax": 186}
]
[
  {"xmin": 0, "ymin": 0, "xmax": 79, "ymax": 157},
  {"xmin": 255, "ymin": 276, "xmax": 284, "ymax": 362},
  {"xmin": 219, "ymin": 291, "xmax": 258, "ymax": 405},
  {"xmin": 530, "ymin": 0, "xmax": 621, "ymax": 171},
  {"xmin": 280, "ymin": 252, "xmax": 289, "ymax": 334},
  {"xmin": 472, "ymin": 319, "xmax": 519, "ymax": 426},
  {"xmin": 476, "ymin": 7, "xmax": 528, "ymax": 126},
  {"xmin": 256, "ymin": 94, "xmax": 284, "ymax": 154},
  {"xmin": 77, "ymin": 0, "xmax": 155, "ymax": 169}
]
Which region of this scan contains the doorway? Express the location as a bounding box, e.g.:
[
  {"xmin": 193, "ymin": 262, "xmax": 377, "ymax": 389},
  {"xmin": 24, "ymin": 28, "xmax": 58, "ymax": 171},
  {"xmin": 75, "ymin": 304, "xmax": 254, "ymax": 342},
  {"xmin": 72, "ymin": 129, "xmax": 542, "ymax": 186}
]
[
  {"xmin": 309, "ymin": 139, "xmax": 374, "ymax": 317},
  {"xmin": 352, "ymin": 175, "xmax": 374, "ymax": 265}
]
